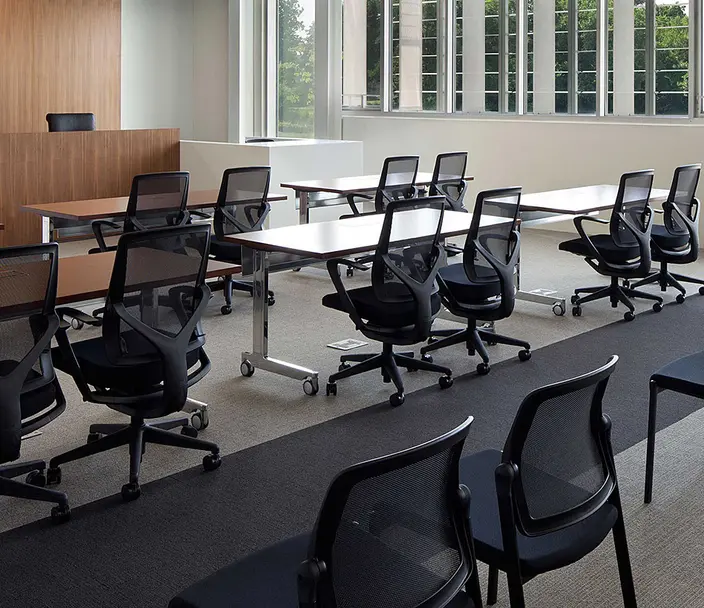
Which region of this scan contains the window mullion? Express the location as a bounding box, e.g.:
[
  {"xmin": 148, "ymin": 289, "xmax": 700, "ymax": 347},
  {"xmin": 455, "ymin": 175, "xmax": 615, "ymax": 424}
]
[
  {"xmin": 499, "ymin": 0, "xmax": 508, "ymax": 112},
  {"xmin": 645, "ymin": 0, "xmax": 655, "ymax": 115},
  {"xmin": 516, "ymin": 0, "xmax": 527, "ymax": 114},
  {"xmin": 595, "ymin": 0, "xmax": 607, "ymax": 116},
  {"xmin": 567, "ymin": 0, "xmax": 577, "ymax": 114},
  {"xmin": 382, "ymin": 0, "xmax": 392, "ymax": 112}
]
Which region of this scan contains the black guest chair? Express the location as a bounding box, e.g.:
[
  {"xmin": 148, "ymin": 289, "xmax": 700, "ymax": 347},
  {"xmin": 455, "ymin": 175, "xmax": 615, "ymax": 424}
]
[
  {"xmin": 323, "ymin": 196, "xmax": 454, "ymax": 406},
  {"xmin": 49, "ymin": 225, "xmax": 221, "ymax": 501},
  {"xmin": 90, "ymin": 171, "xmax": 191, "ymax": 254},
  {"xmin": 0, "ymin": 244, "xmax": 71, "ymax": 523},
  {"xmin": 421, "ymin": 188, "xmax": 531, "ymax": 375},
  {"xmin": 630, "ymin": 163, "xmax": 702, "ymax": 302},
  {"xmin": 169, "ymin": 416, "xmax": 483, "ymax": 608},
  {"xmin": 559, "ymin": 170, "xmax": 663, "ymax": 321},
  {"xmin": 209, "ymin": 167, "xmax": 275, "ymax": 315},
  {"xmin": 46, "ymin": 113, "xmax": 96, "ymax": 132},
  {"xmin": 461, "ymin": 356, "xmax": 637, "ymax": 608},
  {"xmin": 430, "ymin": 152, "xmax": 469, "ymax": 212}
]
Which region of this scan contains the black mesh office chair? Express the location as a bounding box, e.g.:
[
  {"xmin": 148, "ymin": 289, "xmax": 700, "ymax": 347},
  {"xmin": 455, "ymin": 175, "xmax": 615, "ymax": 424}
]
[
  {"xmin": 46, "ymin": 113, "xmax": 96, "ymax": 132},
  {"xmin": 49, "ymin": 225, "xmax": 220, "ymax": 501},
  {"xmin": 322, "ymin": 196, "xmax": 454, "ymax": 407},
  {"xmin": 0, "ymin": 244, "xmax": 71, "ymax": 524},
  {"xmin": 430, "ymin": 152, "xmax": 469, "ymax": 212},
  {"xmin": 210, "ymin": 167, "xmax": 275, "ymax": 315},
  {"xmin": 169, "ymin": 416, "xmax": 483, "ymax": 608},
  {"xmin": 421, "ymin": 188, "xmax": 531, "ymax": 375},
  {"xmin": 630, "ymin": 164, "xmax": 702, "ymax": 302},
  {"xmin": 461, "ymin": 356, "xmax": 637, "ymax": 608},
  {"xmin": 90, "ymin": 171, "xmax": 191, "ymax": 254},
  {"xmin": 559, "ymin": 170, "xmax": 663, "ymax": 321}
]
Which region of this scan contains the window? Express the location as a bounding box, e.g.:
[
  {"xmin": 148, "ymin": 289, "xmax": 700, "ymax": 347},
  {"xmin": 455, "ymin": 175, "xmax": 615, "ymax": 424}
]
[
  {"xmin": 555, "ymin": 0, "xmax": 569, "ymax": 112},
  {"xmin": 576, "ymin": 0, "xmax": 598, "ymax": 114},
  {"xmin": 655, "ymin": 0, "xmax": 689, "ymax": 115},
  {"xmin": 342, "ymin": 0, "xmax": 383, "ymax": 109},
  {"xmin": 277, "ymin": 0, "xmax": 316, "ymax": 137}
]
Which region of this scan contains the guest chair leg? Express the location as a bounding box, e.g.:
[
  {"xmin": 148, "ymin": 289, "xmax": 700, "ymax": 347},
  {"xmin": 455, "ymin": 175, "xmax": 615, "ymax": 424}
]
[
  {"xmin": 221, "ymin": 275, "xmax": 234, "ymax": 315},
  {"xmin": 142, "ymin": 425, "xmax": 219, "ymax": 454},
  {"xmin": 644, "ymin": 381, "xmax": 660, "ymax": 504},
  {"xmin": 612, "ymin": 490, "xmax": 638, "ymax": 608},
  {"xmin": 487, "ymin": 567, "xmax": 499, "ymax": 605},
  {"xmin": 505, "ymin": 569, "xmax": 526, "ymax": 608},
  {"xmin": 0, "ymin": 459, "xmax": 46, "ymax": 479},
  {"xmin": 50, "ymin": 425, "xmax": 134, "ymax": 470},
  {"xmin": 421, "ymin": 328, "xmax": 468, "ymax": 355},
  {"xmin": 630, "ymin": 272, "xmax": 659, "ymax": 289},
  {"xmin": 0, "ymin": 476, "xmax": 69, "ymax": 507}
]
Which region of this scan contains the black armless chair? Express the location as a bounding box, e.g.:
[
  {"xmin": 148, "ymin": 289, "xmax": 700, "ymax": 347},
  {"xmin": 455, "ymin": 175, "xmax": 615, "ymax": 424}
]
[
  {"xmin": 421, "ymin": 188, "xmax": 531, "ymax": 375},
  {"xmin": 559, "ymin": 170, "xmax": 663, "ymax": 321},
  {"xmin": 0, "ymin": 244, "xmax": 71, "ymax": 523},
  {"xmin": 210, "ymin": 167, "xmax": 275, "ymax": 315},
  {"xmin": 461, "ymin": 356, "xmax": 637, "ymax": 608},
  {"xmin": 322, "ymin": 196, "xmax": 454, "ymax": 406},
  {"xmin": 49, "ymin": 225, "xmax": 221, "ymax": 501},
  {"xmin": 90, "ymin": 171, "xmax": 191, "ymax": 254},
  {"xmin": 46, "ymin": 113, "xmax": 96, "ymax": 132},
  {"xmin": 430, "ymin": 152, "xmax": 469, "ymax": 212},
  {"xmin": 169, "ymin": 416, "xmax": 483, "ymax": 608},
  {"xmin": 630, "ymin": 163, "xmax": 702, "ymax": 302}
]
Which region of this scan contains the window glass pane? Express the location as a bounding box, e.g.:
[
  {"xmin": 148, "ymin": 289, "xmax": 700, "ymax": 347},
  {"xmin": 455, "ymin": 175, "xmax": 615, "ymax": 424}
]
[
  {"xmin": 577, "ymin": 0, "xmax": 597, "ymax": 114},
  {"xmin": 342, "ymin": 0, "xmax": 382, "ymax": 110},
  {"xmin": 655, "ymin": 0, "xmax": 689, "ymax": 116},
  {"xmin": 278, "ymin": 0, "xmax": 315, "ymax": 137}
]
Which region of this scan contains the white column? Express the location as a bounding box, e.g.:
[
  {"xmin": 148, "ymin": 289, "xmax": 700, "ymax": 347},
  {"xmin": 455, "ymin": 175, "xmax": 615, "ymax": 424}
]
[
  {"xmin": 343, "ymin": 0, "xmax": 367, "ymax": 108},
  {"xmin": 533, "ymin": 0, "xmax": 555, "ymax": 113},
  {"xmin": 228, "ymin": 0, "xmax": 254, "ymax": 142},
  {"xmin": 316, "ymin": 0, "xmax": 342, "ymax": 138},
  {"xmin": 462, "ymin": 0, "xmax": 485, "ymax": 112},
  {"xmin": 399, "ymin": 0, "xmax": 423, "ymax": 111},
  {"xmin": 613, "ymin": 0, "xmax": 634, "ymax": 116}
]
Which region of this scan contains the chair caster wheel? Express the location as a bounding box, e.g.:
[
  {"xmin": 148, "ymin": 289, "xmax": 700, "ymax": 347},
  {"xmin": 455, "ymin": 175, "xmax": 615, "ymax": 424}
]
[
  {"xmin": 676, "ymin": 294, "xmax": 686, "ymax": 304},
  {"xmin": 552, "ymin": 302, "xmax": 566, "ymax": 316},
  {"xmin": 267, "ymin": 296, "xmax": 276, "ymax": 306},
  {"xmin": 87, "ymin": 432, "xmax": 101, "ymax": 444},
  {"xmin": 71, "ymin": 318, "xmax": 84, "ymax": 330},
  {"xmin": 346, "ymin": 268, "xmax": 354, "ymax": 277},
  {"xmin": 26, "ymin": 470, "xmax": 46, "ymax": 487},
  {"xmin": 477, "ymin": 362, "xmax": 490, "ymax": 375},
  {"xmin": 572, "ymin": 306, "xmax": 582, "ymax": 317},
  {"xmin": 338, "ymin": 362, "xmax": 351, "ymax": 372},
  {"xmin": 390, "ymin": 392, "xmax": 405, "ymax": 407},
  {"xmin": 121, "ymin": 482, "xmax": 141, "ymax": 502},
  {"xmin": 303, "ymin": 377, "xmax": 319, "ymax": 396},
  {"xmin": 421, "ymin": 354, "xmax": 433, "ymax": 363},
  {"xmin": 46, "ymin": 467, "xmax": 62, "ymax": 486},
  {"xmin": 570, "ymin": 295, "xmax": 579, "ymax": 305},
  {"xmin": 203, "ymin": 453, "xmax": 222, "ymax": 472},
  {"xmin": 191, "ymin": 410, "xmax": 209, "ymax": 430},
  {"xmin": 326, "ymin": 382, "xmax": 337, "ymax": 396},
  {"xmin": 240, "ymin": 360, "xmax": 255, "ymax": 377},
  {"xmin": 699, "ymin": 286, "xmax": 704, "ymax": 296},
  {"xmin": 221, "ymin": 305, "xmax": 232, "ymax": 315},
  {"xmin": 439, "ymin": 375, "xmax": 453, "ymax": 389},
  {"xmin": 624, "ymin": 311, "xmax": 635, "ymax": 322},
  {"xmin": 180, "ymin": 425, "xmax": 198, "ymax": 438},
  {"xmin": 51, "ymin": 504, "xmax": 71, "ymax": 524},
  {"xmin": 518, "ymin": 349, "xmax": 531, "ymax": 362},
  {"xmin": 652, "ymin": 302, "xmax": 663, "ymax": 313}
]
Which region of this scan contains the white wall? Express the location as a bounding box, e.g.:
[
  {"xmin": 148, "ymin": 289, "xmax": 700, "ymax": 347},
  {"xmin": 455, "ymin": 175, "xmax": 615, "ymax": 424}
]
[{"xmin": 121, "ymin": 0, "xmax": 230, "ymax": 142}]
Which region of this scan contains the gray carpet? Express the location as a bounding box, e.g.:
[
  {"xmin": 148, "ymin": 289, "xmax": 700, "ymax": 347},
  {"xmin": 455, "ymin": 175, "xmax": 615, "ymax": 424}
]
[{"xmin": 1, "ymin": 292, "xmax": 704, "ymax": 607}]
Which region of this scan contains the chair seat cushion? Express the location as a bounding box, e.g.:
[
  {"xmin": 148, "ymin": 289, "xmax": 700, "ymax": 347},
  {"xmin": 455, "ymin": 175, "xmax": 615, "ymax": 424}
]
[
  {"xmin": 322, "ymin": 284, "xmax": 441, "ymax": 328},
  {"xmin": 651, "ymin": 224, "xmax": 689, "ymax": 251},
  {"xmin": 169, "ymin": 531, "xmax": 475, "ymax": 608},
  {"xmin": 52, "ymin": 331, "xmax": 200, "ymax": 393},
  {"xmin": 652, "ymin": 351, "xmax": 704, "ymax": 397},
  {"xmin": 210, "ymin": 237, "xmax": 242, "ymax": 262},
  {"xmin": 438, "ymin": 263, "xmax": 501, "ymax": 302},
  {"xmin": 559, "ymin": 234, "xmax": 639, "ymax": 264},
  {"xmin": 460, "ymin": 450, "xmax": 618, "ymax": 577}
]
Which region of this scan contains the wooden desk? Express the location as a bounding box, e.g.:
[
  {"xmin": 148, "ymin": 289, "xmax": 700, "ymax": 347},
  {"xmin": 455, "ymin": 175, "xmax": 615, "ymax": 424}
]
[
  {"xmin": 58, "ymin": 252, "xmax": 240, "ymax": 305},
  {"xmin": 224, "ymin": 209, "xmax": 509, "ymax": 394},
  {"xmin": 281, "ymin": 172, "xmax": 474, "ymax": 224},
  {"xmin": 24, "ymin": 191, "xmax": 288, "ymax": 243}
]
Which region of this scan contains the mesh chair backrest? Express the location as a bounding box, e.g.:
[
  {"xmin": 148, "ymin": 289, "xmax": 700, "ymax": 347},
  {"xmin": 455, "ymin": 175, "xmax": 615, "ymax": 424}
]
[
  {"xmin": 125, "ymin": 172, "xmax": 190, "ymax": 233},
  {"xmin": 214, "ymin": 167, "xmax": 271, "ymax": 238},
  {"xmin": 375, "ymin": 156, "xmax": 420, "ymax": 213},
  {"xmin": 610, "ymin": 170, "xmax": 654, "ymax": 248},
  {"xmin": 46, "ymin": 113, "xmax": 96, "ymax": 132},
  {"xmin": 309, "ymin": 417, "xmax": 475, "ymax": 608},
  {"xmin": 502, "ymin": 356, "xmax": 618, "ymax": 537},
  {"xmin": 665, "ymin": 164, "xmax": 701, "ymax": 234},
  {"xmin": 0, "ymin": 244, "xmax": 60, "ymax": 463},
  {"xmin": 430, "ymin": 153, "xmax": 468, "ymax": 211},
  {"xmin": 104, "ymin": 225, "xmax": 210, "ymax": 408}
]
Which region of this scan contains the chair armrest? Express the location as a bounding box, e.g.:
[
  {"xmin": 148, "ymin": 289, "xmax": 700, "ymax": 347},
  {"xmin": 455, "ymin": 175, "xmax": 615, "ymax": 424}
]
[
  {"xmin": 91, "ymin": 220, "xmax": 122, "ymax": 252},
  {"xmin": 56, "ymin": 307, "xmax": 103, "ymax": 329},
  {"xmin": 189, "ymin": 210, "xmax": 211, "ymax": 220},
  {"xmin": 326, "ymin": 259, "xmax": 366, "ymax": 329},
  {"xmin": 652, "ymin": 208, "xmax": 664, "ymax": 214},
  {"xmin": 335, "ymin": 259, "xmax": 371, "ymax": 272},
  {"xmin": 573, "ymin": 215, "xmax": 610, "ymax": 262}
]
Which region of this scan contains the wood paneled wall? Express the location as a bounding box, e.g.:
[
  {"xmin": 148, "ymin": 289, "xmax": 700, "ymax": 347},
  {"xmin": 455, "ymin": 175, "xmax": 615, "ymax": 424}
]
[
  {"xmin": 0, "ymin": 0, "xmax": 121, "ymax": 134},
  {"xmin": 0, "ymin": 129, "xmax": 180, "ymax": 245}
]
